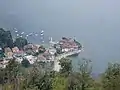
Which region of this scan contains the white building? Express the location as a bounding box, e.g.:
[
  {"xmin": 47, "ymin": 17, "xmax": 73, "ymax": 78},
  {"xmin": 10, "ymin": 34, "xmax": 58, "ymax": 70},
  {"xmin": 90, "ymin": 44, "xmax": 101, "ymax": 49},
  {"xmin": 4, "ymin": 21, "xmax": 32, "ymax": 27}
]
[
  {"xmin": 16, "ymin": 57, "xmax": 23, "ymax": 63},
  {"xmin": 25, "ymin": 55, "xmax": 36, "ymax": 64}
]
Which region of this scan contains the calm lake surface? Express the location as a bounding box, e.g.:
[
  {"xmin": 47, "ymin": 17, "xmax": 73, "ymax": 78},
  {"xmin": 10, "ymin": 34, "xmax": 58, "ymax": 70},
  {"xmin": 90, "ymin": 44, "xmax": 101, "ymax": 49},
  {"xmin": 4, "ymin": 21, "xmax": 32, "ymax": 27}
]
[{"xmin": 0, "ymin": 0, "xmax": 120, "ymax": 73}]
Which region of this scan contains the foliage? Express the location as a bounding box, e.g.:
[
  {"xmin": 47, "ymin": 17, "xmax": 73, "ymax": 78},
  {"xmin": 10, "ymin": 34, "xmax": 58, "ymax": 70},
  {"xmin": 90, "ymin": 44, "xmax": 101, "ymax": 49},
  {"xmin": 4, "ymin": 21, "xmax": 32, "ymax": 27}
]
[
  {"xmin": 52, "ymin": 74, "xmax": 68, "ymax": 90},
  {"xmin": 2, "ymin": 58, "xmax": 22, "ymax": 90},
  {"xmin": 33, "ymin": 52, "xmax": 39, "ymax": 56},
  {"xmin": 14, "ymin": 37, "xmax": 28, "ymax": 50},
  {"xmin": 56, "ymin": 48, "xmax": 62, "ymax": 54},
  {"xmin": 67, "ymin": 72, "xmax": 82, "ymax": 90},
  {"xmin": 77, "ymin": 58, "xmax": 93, "ymax": 90},
  {"xmin": 38, "ymin": 45, "xmax": 46, "ymax": 54},
  {"xmin": 92, "ymin": 79, "xmax": 102, "ymax": 90},
  {"xmin": 102, "ymin": 63, "xmax": 120, "ymax": 90},
  {"xmin": 24, "ymin": 65, "xmax": 53, "ymax": 90},
  {"xmin": 0, "ymin": 28, "xmax": 14, "ymax": 49},
  {"xmin": 25, "ymin": 49, "xmax": 34, "ymax": 55},
  {"xmin": 0, "ymin": 49, "xmax": 5, "ymax": 59},
  {"xmin": 59, "ymin": 58, "xmax": 72, "ymax": 76},
  {"xmin": 6, "ymin": 58, "xmax": 20, "ymax": 79},
  {"xmin": 2, "ymin": 57, "xmax": 120, "ymax": 90},
  {"xmin": 21, "ymin": 58, "xmax": 30, "ymax": 68},
  {"xmin": 0, "ymin": 68, "xmax": 7, "ymax": 84}
]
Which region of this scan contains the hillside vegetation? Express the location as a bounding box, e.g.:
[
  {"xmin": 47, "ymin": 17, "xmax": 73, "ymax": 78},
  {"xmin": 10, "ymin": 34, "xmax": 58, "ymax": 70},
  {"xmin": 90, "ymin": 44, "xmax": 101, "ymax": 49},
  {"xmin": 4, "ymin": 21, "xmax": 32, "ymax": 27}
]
[{"xmin": 0, "ymin": 58, "xmax": 120, "ymax": 90}]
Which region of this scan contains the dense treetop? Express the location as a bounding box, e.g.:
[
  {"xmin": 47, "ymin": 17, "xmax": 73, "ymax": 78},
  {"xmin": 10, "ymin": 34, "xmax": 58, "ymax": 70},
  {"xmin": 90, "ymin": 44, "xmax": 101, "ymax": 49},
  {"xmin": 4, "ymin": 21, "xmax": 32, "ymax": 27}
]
[
  {"xmin": 0, "ymin": 28, "xmax": 28, "ymax": 51},
  {"xmin": 0, "ymin": 28, "xmax": 13, "ymax": 49}
]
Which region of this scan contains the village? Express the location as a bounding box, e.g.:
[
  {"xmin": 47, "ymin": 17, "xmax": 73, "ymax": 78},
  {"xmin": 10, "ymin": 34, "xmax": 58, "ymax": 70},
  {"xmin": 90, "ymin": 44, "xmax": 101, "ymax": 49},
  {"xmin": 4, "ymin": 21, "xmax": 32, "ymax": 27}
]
[{"xmin": 0, "ymin": 37, "xmax": 82, "ymax": 71}]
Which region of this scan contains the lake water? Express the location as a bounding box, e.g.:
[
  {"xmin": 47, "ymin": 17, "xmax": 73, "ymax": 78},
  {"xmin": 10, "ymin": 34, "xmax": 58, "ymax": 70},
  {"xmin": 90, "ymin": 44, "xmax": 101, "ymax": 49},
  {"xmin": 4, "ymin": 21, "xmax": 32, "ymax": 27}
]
[{"xmin": 0, "ymin": 0, "xmax": 120, "ymax": 73}]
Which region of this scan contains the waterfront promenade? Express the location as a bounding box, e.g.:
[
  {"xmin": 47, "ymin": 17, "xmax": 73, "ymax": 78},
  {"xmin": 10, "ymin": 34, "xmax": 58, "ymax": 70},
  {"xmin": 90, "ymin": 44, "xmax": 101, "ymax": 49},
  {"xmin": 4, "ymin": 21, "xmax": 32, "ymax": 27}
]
[
  {"xmin": 55, "ymin": 50, "xmax": 81, "ymax": 60},
  {"xmin": 53, "ymin": 49, "xmax": 82, "ymax": 71}
]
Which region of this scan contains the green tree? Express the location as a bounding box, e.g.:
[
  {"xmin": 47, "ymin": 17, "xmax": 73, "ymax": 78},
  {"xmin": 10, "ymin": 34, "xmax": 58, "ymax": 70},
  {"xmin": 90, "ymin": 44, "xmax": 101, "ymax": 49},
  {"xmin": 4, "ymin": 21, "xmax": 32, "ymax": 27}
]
[
  {"xmin": 21, "ymin": 58, "xmax": 30, "ymax": 68},
  {"xmin": 25, "ymin": 64, "xmax": 53, "ymax": 90},
  {"xmin": 25, "ymin": 49, "xmax": 34, "ymax": 55},
  {"xmin": 68, "ymin": 58, "xmax": 93, "ymax": 90},
  {"xmin": 33, "ymin": 52, "xmax": 39, "ymax": 56},
  {"xmin": 0, "ymin": 28, "xmax": 14, "ymax": 49},
  {"xmin": 37, "ymin": 73, "xmax": 53, "ymax": 90},
  {"xmin": 59, "ymin": 58, "xmax": 72, "ymax": 76},
  {"xmin": 58, "ymin": 58, "xmax": 74, "ymax": 90},
  {"xmin": 0, "ymin": 48, "xmax": 5, "ymax": 60},
  {"xmin": 67, "ymin": 72, "xmax": 81, "ymax": 90},
  {"xmin": 14, "ymin": 37, "xmax": 28, "ymax": 50},
  {"xmin": 38, "ymin": 45, "xmax": 46, "ymax": 54},
  {"xmin": 67, "ymin": 58, "xmax": 93, "ymax": 90},
  {"xmin": 56, "ymin": 48, "xmax": 62, "ymax": 54},
  {"xmin": 0, "ymin": 68, "xmax": 8, "ymax": 90},
  {"xmin": 5, "ymin": 58, "xmax": 21, "ymax": 90},
  {"xmin": 52, "ymin": 74, "xmax": 68, "ymax": 90},
  {"xmin": 78, "ymin": 58, "xmax": 93, "ymax": 90},
  {"xmin": 102, "ymin": 63, "xmax": 120, "ymax": 90}
]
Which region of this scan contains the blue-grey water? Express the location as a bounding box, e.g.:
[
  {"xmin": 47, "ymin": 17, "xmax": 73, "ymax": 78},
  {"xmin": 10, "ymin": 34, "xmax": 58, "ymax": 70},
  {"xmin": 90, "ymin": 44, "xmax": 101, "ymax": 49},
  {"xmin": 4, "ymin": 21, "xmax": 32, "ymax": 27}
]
[{"xmin": 0, "ymin": 0, "xmax": 120, "ymax": 73}]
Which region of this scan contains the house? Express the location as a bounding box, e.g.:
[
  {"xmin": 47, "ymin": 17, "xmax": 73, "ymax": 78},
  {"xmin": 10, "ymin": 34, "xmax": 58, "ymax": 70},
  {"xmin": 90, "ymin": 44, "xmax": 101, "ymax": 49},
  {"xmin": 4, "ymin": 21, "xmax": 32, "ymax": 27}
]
[
  {"xmin": 58, "ymin": 37, "xmax": 79, "ymax": 53},
  {"xmin": 37, "ymin": 54, "xmax": 46, "ymax": 62},
  {"xmin": 48, "ymin": 48, "xmax": 56, "ymax": 55},
  {"xmin": 43, "ymin": 50, "xmax": 55, "ymax": 61},
  {"xmin": 13, "ymin": 50, "xmax": 24, "ymax": 57},
  {"xmin": 4, "ymin": 47, "xmax": 13, "ymax": 59},
  {"xmin": 12, "ymin": 47, "xmax": 19, "ymax": 53},
  {"xmin": 25, "ymin": 55, "xmax": 36, "ymax": 64},
  {"xmin": 24, "ymin": 44, "xmax": 39, "ymax": 53}
]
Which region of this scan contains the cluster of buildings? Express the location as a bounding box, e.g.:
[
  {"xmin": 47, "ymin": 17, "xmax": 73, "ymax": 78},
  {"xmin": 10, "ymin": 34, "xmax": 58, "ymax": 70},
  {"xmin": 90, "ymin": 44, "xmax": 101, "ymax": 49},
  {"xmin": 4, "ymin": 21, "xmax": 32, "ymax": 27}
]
[
  {"xmin": 54, "ymin": 37, "xmax": 80, "ymax": 53},
  {"xmin": 0, "ymin": 44, "xmax": 56, "ymax": 68},
  {"xmin": 0, "ymin": 37, "xmax": 82, "ymax": 72}
]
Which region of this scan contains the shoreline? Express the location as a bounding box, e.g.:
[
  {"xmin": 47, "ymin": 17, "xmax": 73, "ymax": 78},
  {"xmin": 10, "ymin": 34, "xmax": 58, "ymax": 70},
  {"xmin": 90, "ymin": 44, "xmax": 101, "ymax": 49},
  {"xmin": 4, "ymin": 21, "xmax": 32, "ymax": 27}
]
[{"xmin": 54, "ymin": 49, "xmax": 82, "ymax": 71}]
